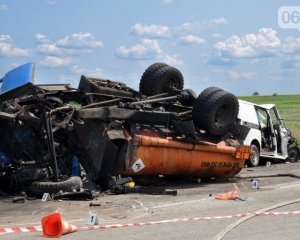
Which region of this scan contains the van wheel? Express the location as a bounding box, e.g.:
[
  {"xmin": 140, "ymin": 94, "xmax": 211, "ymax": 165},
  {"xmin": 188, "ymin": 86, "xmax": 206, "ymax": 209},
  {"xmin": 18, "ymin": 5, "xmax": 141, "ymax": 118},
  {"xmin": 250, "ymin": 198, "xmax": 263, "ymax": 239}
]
[
  {"xmin": 192, "ymin": 87, "xmax": 222, "ymax": 128},
  {"xmin": 139, "ymin": 62, "xmax": 168, "ymax": 96},
  {"xmin": 196, "ymin": 90, "xmax": 239, "ymax": 136},
  {"xmin": 147, "ymin": 66, "xmax": 184, "ymax": 96},
  {"xmin": 287, "ymin": 144, "xmax": 299, "ymax": 162},
  {"xmin": 246, "ymin": 144, "xmax": 260, "ymax": 167}
]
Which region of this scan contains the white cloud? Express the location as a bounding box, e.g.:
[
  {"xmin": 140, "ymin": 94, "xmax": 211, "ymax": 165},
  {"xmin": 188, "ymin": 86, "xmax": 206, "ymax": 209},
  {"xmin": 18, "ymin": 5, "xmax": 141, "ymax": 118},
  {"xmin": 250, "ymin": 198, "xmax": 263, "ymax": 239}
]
[
  {"xmin": 164, "ymin": 54, "xmax": 184, "ymax": 66},
  {"xmin": 36, "ymin": 44, "xmax": 91, "ymax": 55},
  {"xmin": 35, "ymin": 34, "xmax": 50, "ymax": 43},
  {"xmin": 214, "ymin": 69, "xmax": 258, "ymax": 79},
  {"xmin": 178, "ymin": 35, "xmax": 205, "ymax": 45},
  {"xmin": 214, "ymin": 28, "xmax": 280, "ymax": 58},
  {"xmin": 228, "ymin": 71, "xmax": 259, "ymax": 79},
  {"xmin": 128, "ymin": 72, "xmax": 138, "ymax": 79},
  {"xmin": 40, "ymin": 56, "xmax": 74, "ymax": 68},
  {"xmin": 0, "ymin": 4, "xmax": 8, "ymax": 11},
  {"xmin": 175, "ymin": 18, "xmax": 228, "ymax": 33},
  {"xmin": 55, "ymin": 33, "xmax": 103, "ymax": 48},
  {"xmin": 0, "ymin": 35, "xmax": 30, "ymax": 57},
  {"xmin": 282, "ymin": 37, "xmax": 300, "ymax": 54},
  {"xmin": 0, "ymin": 35, "xmax": 11, "ymax": 41},
  {"xmin": 109, "ymin": 63, "xmax": 120, "ymax": 68},
  {"xmin": 131, "ymin": 24, "xmax": 170, "ymax": 38},
  {"xmin": 47, "ymin": 0, "xmax": 57, "ymax": 5},
  {"xmin": 115, "ymin": 39, "xmax": 162, "ymax": 59},
  {"xmin": 280, "ymin": 54, "xmax": 300, "ymax": 69},
  {"xmin": 212, "ymin": 33, "xmax": 224, "ymax": 39},
  {"xmin": 162, "ymin": 0, "xmax": 173, "ymax": 4},
  {"xmin": 71, "ymin": 65, "xmax": 103, "ymax": 76}
]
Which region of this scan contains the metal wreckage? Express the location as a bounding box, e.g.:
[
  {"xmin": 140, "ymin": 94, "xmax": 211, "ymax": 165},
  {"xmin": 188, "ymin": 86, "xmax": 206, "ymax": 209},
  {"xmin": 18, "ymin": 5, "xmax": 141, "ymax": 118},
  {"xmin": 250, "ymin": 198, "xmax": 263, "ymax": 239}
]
[{"xmin": 0, "ymin": 62, "xmax": 251, "ymax": 196}]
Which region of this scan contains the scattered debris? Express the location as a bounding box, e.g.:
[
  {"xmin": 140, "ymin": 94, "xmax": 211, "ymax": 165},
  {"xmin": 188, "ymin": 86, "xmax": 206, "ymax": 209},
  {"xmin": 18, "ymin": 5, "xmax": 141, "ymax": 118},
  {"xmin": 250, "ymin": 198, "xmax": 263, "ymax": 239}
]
[
  {"xmin": 52, "ymin": 189, "xmax": 93, "ymax": 201},
  {"xmin": 111, "ymin": 214, "xmax": 127, "ymax": 219},
  {"xmin": 89, "ymin": 202, "xmax": 101, "ymax": 207},
  {"xmin": 12, "ymin": 196, "xmax": 25, "ymax": 203},
  {"xmin": 215, "ymin": 185, "xmax": 239, "ymax": 200}
]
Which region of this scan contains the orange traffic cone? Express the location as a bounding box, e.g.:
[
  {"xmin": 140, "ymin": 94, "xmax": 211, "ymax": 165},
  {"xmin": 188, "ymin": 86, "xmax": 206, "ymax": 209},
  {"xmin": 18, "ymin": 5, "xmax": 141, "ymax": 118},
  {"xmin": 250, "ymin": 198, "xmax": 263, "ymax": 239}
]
[
  {"xmin": 41, "ymin": 212, "xmax": 78, "ymax": 238},
  {"xmin": 215, "ymin": 185, "xmax": 240, "ymax": 200}
]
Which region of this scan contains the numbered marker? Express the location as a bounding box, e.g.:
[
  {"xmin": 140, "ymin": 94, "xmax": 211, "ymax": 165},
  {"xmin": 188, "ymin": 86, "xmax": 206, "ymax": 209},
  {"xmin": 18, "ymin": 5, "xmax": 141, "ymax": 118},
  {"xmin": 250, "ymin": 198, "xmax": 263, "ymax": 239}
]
[
  {"xmin": 266, "ymin": 161, "xmax": 271, "ymax": 167},
  {"xmin": 252, "ymin": 180, "xmax": 259, "ymax": 189},
  {"xmin": 88, "ymin": 213, "xmax": 98, "ymax": 225},
  {"xmin": 132, "ymin": 158, "xmax": 145, "ymax": 173},
  {"xmin": 41, "ymin": 193, "xmax": 52, "ymax": 201}
]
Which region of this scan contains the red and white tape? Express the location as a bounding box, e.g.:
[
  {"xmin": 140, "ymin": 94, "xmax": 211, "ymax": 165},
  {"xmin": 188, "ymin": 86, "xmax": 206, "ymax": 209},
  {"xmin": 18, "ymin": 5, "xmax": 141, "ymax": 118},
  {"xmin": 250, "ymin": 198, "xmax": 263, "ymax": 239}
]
[{"xmin": 1, "ymin": 211, "xmax": 300, "ymax": 234}]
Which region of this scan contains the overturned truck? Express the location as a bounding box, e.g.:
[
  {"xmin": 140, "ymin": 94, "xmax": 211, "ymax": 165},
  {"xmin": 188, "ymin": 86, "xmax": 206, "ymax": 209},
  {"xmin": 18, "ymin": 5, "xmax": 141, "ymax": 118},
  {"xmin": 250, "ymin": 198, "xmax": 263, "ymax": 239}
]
[{"xmin": 0, "ymin": 62, "xmax": 251, "ymax": 195}]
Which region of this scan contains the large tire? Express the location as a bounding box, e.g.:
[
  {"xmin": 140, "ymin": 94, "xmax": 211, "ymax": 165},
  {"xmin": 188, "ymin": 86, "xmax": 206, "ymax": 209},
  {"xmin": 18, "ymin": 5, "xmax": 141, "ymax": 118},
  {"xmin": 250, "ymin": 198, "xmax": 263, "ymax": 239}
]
[
  {"xmin": 287, "ymin": 144, "xmax": 299, "ymax": 162},
  {"xmin": 180, "ymin": 89, "xmax": 197, "ymax": 107},
  {"xmin": 197, "ymin": 90, "xmax": 239, "ymax": 136},
  {"xmin": 192, "ymin": 87, "xmax": 222, "ymax": 128},
  {"xmin": 246, "ymin": 144, "xmax": 260, "ymax": 167},
  {"xmin": 147, "ymin": 66, "xmax": 184, "ymax": 96},
  {"xmin": 139, "ymin": 62, "xmax": 168, "ymax": 95},
  {"xmin": 31, "ymin": 176, "xmax": 83, "ymax": 196}
]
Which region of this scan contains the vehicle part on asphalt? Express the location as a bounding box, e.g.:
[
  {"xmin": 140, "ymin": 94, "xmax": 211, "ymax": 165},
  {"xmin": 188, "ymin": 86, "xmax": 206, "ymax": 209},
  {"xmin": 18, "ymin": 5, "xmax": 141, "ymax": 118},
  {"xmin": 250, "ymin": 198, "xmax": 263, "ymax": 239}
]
[
  {"xmin": 52, "ymin": 189, "xmax": 93, "ymax": 201},
  {"xmin": 12, "ymin": 196, "xmax": 25, "ymax": 203},
  {"xmin": 215, "ymin": 185, "xmax": 239, "ymax": 200},
  {"xmin": 0, "ymin": 62, "xmax": 252, "ymax": 194},
  {"xmin": 31, "ymin": 176, "xmax": 83, "ymax": 196},
  {"xmin": 111, "ymin": 186, "xmax": 178, "ymax": 196},
  {"xmin": 89, "ymin": 202, "xmax": 101, "ymax": 207},
  {"xmin": 139, "ymin": 62, "xmax": 168, "ymax": 95}
]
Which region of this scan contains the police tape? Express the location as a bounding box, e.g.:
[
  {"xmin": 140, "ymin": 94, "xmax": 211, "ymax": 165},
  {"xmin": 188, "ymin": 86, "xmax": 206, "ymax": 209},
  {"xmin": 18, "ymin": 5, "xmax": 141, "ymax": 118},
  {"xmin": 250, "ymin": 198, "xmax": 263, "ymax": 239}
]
[{"xmin": 1, "ymin": 211, "xmax": 300, "ymax": 234}]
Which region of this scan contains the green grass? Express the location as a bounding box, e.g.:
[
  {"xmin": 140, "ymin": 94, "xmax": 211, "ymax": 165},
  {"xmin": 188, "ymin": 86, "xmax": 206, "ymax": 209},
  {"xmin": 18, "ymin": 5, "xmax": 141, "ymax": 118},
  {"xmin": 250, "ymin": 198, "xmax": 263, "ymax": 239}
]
[{"xmin": 238, "ymin": 94, "xmax": 300, "ymax": 143}]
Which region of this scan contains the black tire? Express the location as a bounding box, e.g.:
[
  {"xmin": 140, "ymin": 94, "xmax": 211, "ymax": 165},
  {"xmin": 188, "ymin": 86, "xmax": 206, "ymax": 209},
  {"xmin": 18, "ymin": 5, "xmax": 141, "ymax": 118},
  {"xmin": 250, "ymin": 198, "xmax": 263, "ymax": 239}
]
[
  {"xmin": 147, "ymin": 66, "xmax": 184, "ymax": 96},
  {"xmin": 31, "ymin": 176, "xmax": 83, "ymax": 196},
  {"xmin": 287, "ymin": 144, "xmax": 299, "ymax": 162},
  {"xmin": 197, "ymin": 90, "xmax": 239, "ymax": 136},
  {"xmin": 180, "ymin": 89, "xmax": 197, "ymax": 106},
  {"xmin": 246, "ymin": 144, "xmax": 260, "ymax": 167},
  {"xmin": 139, "ymin": 62, "xmax": 168, "ymax": 95},
  {"xmin": 192, "ymin": 87, "xmax": 222, "ymax": 128}
]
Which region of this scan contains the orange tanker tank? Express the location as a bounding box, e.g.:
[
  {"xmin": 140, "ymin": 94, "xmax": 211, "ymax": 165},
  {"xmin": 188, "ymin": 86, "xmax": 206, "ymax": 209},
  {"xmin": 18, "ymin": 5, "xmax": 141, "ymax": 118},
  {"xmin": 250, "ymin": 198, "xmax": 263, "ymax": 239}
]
[{"xmin": 112, "ymin": 133, "xmax": 251, "ymax": 178}]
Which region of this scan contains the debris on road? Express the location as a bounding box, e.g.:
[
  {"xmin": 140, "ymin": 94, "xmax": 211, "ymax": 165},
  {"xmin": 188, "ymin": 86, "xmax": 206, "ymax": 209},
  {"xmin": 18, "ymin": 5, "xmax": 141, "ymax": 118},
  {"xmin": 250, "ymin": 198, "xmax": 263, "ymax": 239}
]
[{"xmin": 215, "ymin": 185, "xmax": 240, "ymax": 200}]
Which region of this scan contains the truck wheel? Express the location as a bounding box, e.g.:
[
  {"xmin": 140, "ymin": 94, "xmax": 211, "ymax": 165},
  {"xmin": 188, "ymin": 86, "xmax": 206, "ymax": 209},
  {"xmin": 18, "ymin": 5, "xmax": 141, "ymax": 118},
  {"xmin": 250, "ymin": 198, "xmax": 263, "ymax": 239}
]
[
  {"xmin": 31, "ymin": 176, "xmax": 83, "ymax": 196},
  {"xmin": 198, "ymin": 90, "xmax": 239, "ymax": 136},
  {"xmin": 287, "ymin": 144, "xmax": 299, "ymax": 162},
  {"xmin": 139, "ymin": 62, "xmax": 168, "ymax": 96},
  {"xmin": 147, "ymin": 66, "xmax": 184, "ymax": 96},
  {"xmin": 180, "ymin": 89, "xmax": 197, "ymax": 106},
  {"xmin": 246, "ymin": 144, "xmax": 260, "ymax": 167},
  {"xmin": 192, "ymin": 87, "xmax": 222, "ymax": 128}
]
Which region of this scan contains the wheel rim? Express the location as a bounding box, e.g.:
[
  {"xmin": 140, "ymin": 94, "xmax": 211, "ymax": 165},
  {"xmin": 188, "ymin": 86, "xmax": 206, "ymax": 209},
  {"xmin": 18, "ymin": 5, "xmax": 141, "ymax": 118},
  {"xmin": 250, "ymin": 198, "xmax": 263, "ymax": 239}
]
[
  {"xmin": 214, "ymin": 103, "xmax": 233, "ymax": 128},
  {"xmin": 250, "ymin": 146, "xmax": 259, "ymax": 165},
  {"xmin": 160, "ymin": 78, "xmax": 178, "ymax": 92}
]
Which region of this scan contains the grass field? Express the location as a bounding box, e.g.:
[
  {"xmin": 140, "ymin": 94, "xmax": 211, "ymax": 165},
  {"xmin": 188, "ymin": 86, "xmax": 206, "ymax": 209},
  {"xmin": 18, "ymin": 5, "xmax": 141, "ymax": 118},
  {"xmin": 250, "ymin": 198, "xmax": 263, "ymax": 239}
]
[{"xmin": 237, "ymin": 94, "xmax": 300, "ymax": 143}]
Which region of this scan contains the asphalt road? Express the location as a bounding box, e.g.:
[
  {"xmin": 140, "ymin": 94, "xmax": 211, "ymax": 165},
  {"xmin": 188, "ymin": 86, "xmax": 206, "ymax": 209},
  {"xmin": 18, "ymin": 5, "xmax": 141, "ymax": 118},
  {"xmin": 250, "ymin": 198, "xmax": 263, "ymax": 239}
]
[{"xmin": 1, "ymin": 162, "xmax": 300, "ymax": 240}]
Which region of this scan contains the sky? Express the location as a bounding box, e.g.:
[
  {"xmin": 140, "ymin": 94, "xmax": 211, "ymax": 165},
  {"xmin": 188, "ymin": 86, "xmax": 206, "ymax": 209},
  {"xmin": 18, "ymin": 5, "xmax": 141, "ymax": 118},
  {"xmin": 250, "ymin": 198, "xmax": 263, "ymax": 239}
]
[{"xmin": 0, "ymin": 0, "xmax": 300, "ymax": 96}]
